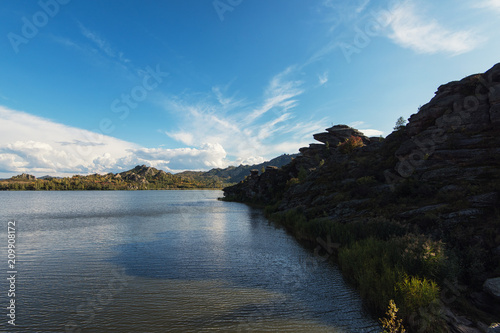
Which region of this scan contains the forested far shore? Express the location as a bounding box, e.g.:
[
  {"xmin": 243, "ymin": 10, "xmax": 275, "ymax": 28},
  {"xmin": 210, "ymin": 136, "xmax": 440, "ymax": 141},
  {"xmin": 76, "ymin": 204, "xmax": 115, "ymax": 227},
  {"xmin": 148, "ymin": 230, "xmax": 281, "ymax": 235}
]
[
  {"xmin": 0, "ymin": 155, "xmax": 297, "ymax": 191},
  {"xmin": 0, "ymin": 169, "xmax": 226, "ymax": 190}
]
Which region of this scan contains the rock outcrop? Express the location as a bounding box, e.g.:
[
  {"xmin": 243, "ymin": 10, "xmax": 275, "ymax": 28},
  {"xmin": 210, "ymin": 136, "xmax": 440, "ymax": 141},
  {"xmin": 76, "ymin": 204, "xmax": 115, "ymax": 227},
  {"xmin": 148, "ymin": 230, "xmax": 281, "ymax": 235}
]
[
  {"xmin": 224, "ymin": 62, "xmax": 500, "ymax": 224},
  {"xmin": 395, "ymin": 63, "xmax": 500, "ymax": 184},
  {"xmin": 12, "ymin": 173, "xmax": 36, "ymax": 180},
  {"xmin": 484, "ymin": 278, "xmax": 500, "ymax": 300},
  {"xmin": 223, "ymin": 63, "xmax": 500, "ymax": 331}
]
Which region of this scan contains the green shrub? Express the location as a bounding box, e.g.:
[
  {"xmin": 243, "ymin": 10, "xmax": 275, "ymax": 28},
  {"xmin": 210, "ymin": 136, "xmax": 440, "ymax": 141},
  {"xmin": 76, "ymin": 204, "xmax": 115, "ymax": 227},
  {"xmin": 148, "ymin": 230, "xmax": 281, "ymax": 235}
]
[
  {"xmin": 271, "ymin": 208, "xmax": 306, "ymax": 231},
  {"xmin": 395, "ymin": 275, "xmax": 446, "ymax": 333},
  {"xmin": 396, "ymin": 275, "xmax": 440, "ymax": 317},
  {"xmin": 338, "ymin": 236, "xmax": 445, "ymax": 329},
  {"xmin": 338, "ymin": 238, "xmax": 401, "ymax": 313},
  {"xmin": 337, "ymin": 136, "xmax": 364, "ymax": 154},
  {"xmin": 269, "ymin": 212, "xmax": 453, "ymax": 330},
  {"xmin": 397, "ymin": 235, "xmax": 450, "ymax": 281},
  {"xmin": 296, "ymin": 217, "xmax": 407, "ymax": 248}
]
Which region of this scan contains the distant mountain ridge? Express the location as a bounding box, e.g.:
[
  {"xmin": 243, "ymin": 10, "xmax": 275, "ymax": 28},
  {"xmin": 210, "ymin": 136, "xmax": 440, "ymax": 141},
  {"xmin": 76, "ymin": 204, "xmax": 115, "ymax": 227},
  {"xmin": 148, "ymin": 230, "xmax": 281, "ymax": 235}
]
[{"xmin": 177, "ymin": 153, "xmax": 298, "ymax": 184}]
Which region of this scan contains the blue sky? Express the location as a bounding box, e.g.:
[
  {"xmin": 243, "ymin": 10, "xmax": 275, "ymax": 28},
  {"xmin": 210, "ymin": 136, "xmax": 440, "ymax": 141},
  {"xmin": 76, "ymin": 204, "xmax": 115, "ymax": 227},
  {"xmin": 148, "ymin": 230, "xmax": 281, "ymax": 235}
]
[{"xmin": 1, "ymin": 0, "xmax": 499, "ymax": 177}]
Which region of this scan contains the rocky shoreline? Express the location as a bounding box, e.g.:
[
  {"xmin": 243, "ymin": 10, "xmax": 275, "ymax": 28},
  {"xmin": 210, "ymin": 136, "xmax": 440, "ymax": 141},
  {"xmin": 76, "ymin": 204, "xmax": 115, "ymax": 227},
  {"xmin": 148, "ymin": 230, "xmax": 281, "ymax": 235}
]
[{"xmin": 223, "ymin": 63, "xmax": 500, "ymax": 332}]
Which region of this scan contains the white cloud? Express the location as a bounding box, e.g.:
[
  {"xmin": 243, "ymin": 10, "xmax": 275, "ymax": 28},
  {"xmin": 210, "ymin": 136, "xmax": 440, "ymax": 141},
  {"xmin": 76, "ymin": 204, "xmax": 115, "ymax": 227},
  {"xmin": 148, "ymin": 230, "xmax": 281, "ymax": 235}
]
[
  {"xmin": 234, "ymin": 156, "xmax": 266, "ymax": 166},
  {"xmin": 165, "ymin": 131, "xmax": 194, "ymax": 146},
  {"xmin": 0, "ymin": 106, "xmax": 235, "ymax": 176},
  {"xmin": 349, "ymin": 121, "xmax": 384, "ymax": 137},
  {"xmin": 268, "ymin": 140, "xmax": 314, "ymax": 156},
  {"xmin": 359, "ymin": 129, "xmax": 384, "ymax": 137},
  {"xmin": 474, "ymin": 0, "xmax": 500, "ymax": 12},
  {"xmin": 0, "ymin": 106, "xmax": 138, "ymax": 175},
  {"xmin": 129, "ymin": 143, "xmax": 227, "ymax": 171},
  {"xmin": 385, "ymin": 2, "xmax": 482, "ymax": 55},
  {"xmin": 318, "ymin": 72, "xmax": 329, "ymax": 85}
]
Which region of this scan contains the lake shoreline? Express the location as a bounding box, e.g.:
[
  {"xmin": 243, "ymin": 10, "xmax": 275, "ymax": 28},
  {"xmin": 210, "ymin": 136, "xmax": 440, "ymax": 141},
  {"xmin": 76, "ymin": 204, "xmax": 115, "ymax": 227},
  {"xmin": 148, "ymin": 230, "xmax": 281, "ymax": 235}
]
[{"xmin": 0, "ymin": 190, "xmax": 381, "ymax": 332}]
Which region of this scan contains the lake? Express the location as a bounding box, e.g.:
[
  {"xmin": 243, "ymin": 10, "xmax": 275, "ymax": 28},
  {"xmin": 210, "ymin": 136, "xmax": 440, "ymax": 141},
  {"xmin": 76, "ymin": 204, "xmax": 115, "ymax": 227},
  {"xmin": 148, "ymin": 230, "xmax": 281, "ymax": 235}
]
[{"xmin": 0, "ymin": 190, "xmax": 380, "ymax": 332}]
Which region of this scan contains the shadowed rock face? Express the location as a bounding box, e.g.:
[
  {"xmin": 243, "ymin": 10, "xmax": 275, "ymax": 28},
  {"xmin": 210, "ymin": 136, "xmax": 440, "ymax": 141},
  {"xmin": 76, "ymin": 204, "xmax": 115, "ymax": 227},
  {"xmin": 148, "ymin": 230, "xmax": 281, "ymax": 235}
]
[
  {"xmin": 223, "ymin": 63, "xmax": 500, "ymax": 330},
  {"xmin": 225, "ymin": 62, "xmax": 500, "ymax": 204},
  {"xmin": 484, "ymin": 278, "xmax": 500, "ymax": 300},
  {"xmin": 394, "ymin": 63, "xmax": 500, "ymax": 184},
  {"xmin": 408, "ymin": 63, "xmax": 500, "ymax": 138}
]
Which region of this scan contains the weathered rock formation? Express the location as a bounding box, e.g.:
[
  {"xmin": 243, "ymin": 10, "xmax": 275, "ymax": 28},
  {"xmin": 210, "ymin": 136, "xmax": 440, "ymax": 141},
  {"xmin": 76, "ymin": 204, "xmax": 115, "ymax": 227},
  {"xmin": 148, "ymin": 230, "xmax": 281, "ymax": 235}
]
[
  {"xmin": 223, "ymin": 63, "xmax": 500, "ymax": 331},
  {"xmin": 225, "ymin": 62, "xmax": 500, "ymax": 224},
  {"xmin": 12, "ymin": 173, "xmax": 36, "ymax": 180}
]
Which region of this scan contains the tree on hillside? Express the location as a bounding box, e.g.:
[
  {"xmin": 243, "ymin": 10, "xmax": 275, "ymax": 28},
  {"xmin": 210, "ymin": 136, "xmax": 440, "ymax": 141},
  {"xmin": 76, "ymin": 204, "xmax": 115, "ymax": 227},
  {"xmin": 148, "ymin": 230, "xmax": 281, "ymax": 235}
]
[{"xmin": 394, "ymin": 117, "xmax": 407, "ymax": 131}]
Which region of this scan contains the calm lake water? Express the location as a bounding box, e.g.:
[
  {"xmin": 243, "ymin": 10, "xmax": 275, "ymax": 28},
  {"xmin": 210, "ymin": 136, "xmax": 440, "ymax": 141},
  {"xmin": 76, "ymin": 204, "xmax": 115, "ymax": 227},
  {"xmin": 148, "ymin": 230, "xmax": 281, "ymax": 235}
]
[{"xmin": 0, "ymin": 191, "xmax": 380, "ymax": 332}]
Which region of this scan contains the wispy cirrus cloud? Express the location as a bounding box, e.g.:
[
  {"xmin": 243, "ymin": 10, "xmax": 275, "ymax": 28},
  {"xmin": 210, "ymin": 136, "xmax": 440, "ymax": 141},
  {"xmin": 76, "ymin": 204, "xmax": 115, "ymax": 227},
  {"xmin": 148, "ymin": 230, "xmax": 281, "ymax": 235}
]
[
  {"xmin": 51, "ymin": 21, "xmax": 134, "ymax": 79},
  {"xmin": 385, "ymin": 2, "xmax": 482, "ymax": 55},
  {"xmin": 163, "ymin": 67, "xmax": 326, "ymax": 165},
  {"xmin": 211, "ymin": 82, "xmax": 246, "ymax": 111},
  {"xmin": 244, "ymin": 66, "xmax": 304, "ymax": 124},
  {"xmin": 77, "ymin": 21, "xmax": 131, "ymax": 64},
  {"xmin": 355, "ymin": 0, "xmax": 371, "ymax": 13},
  {"xmin": 305, "ymin": 0, "xmax": 379, "ymax": 65}
]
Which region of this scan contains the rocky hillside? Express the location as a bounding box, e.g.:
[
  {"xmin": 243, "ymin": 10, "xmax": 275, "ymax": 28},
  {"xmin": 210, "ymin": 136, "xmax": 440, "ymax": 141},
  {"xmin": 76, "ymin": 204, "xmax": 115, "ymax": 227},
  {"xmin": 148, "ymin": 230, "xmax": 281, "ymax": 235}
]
[
  {"xmin": 224, "ymin": 63, "xmax": 500, "ymax": 332},
  {"xmin": 177, "ymin": 153, "xmax": 297, "ymax": 184},
  {"xmin": 1, "ymin": 165, "xmax": 221, "ymax": 190}
]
